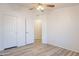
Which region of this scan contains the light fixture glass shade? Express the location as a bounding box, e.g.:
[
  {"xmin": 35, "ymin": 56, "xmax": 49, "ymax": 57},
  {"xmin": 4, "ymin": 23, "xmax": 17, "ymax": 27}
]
[{"xmin": 37, "ymin": 5, "xmax": 44, "ymax": 11}]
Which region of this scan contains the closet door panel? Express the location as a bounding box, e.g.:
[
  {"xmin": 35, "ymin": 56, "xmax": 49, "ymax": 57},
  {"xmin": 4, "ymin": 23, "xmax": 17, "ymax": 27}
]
[
  {"xmin": 3, "ymin": 15, "xmax": 17, "ymax": 48},
  {"xmin": 25, "ymin": 15, "xmax": 35, "ymax": 44},
  {"xmin": 17, "ymin": 16, "xmax": 25, "ymax": 46}
]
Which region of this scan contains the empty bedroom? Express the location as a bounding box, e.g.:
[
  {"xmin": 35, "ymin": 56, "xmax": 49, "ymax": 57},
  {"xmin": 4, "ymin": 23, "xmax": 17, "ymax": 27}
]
[{"xmin": 0, "ymin": 3, "xmax": 79, "ymax": 56}]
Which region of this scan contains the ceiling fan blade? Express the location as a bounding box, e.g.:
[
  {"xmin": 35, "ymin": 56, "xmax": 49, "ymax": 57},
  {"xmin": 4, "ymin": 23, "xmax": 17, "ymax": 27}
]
[{"xmin": 47, "ymin": 5, "xmax": 55, "ymax": 7}]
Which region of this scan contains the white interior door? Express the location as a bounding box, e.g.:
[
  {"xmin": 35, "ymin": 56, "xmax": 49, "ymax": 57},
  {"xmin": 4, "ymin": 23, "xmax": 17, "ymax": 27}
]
[
  {"xmin": 3, "ymin": 15, "xmax": 17, "ymax": 49},
  {"xmin": 25, "ymin": 15, "xmax": 34, "ymax": 44}
]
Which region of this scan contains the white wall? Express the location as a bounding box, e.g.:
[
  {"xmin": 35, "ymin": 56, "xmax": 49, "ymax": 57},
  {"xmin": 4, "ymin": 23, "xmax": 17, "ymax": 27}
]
[
  {"xmin": 47, "ymin": 6, "xmax": 79, "ymax": 52},
  {"xmin": 0, "ymin": 14, "xmax": 3, "ymax": 50}
]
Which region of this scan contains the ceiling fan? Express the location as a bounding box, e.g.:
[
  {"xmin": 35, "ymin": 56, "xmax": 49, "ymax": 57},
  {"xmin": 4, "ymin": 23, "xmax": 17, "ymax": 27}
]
[{"xmin": 29, "ymin": 3, "xmax": 55, "ymax": 12}]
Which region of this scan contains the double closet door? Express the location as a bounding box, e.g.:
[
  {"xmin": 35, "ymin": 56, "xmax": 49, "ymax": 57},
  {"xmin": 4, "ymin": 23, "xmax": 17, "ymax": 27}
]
[
  {"xmin": 3, "ymin": 15, "xmax": 17, "ymax": 49},
  {"xmin": 1, "ymin": 14, "xmax": 35, "ymax": 49}
]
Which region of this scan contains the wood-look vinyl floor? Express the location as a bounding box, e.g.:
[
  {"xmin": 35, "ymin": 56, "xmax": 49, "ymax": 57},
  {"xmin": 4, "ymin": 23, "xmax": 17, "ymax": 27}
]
[{"xmin": 0, "ymin": 43, "xmax": 79, "ymax": 56}]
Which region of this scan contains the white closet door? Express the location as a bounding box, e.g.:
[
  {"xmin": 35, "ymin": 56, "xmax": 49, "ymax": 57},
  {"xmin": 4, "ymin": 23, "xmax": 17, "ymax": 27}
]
[
  {"xmin": 25, "ymin": 15, "xmax": 34, "ymax": 44},
  {"xmin": 16, "ymin": 16, "xmax": 25, "ymax": 46},
  {"xmin": 3, "ymin": 15, "xmax": 17, "ymax": 49}
]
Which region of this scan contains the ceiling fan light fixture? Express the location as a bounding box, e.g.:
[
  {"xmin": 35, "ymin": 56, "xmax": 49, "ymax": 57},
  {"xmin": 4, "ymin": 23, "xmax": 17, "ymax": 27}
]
[{"xmin": 37, "ymin": 5, "xmax": 44, "ymax": 11}]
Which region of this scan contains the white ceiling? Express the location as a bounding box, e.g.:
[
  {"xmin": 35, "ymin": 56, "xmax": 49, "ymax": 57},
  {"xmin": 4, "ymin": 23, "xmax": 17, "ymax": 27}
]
[
  {"xmin": 0, "ymin": 3, "xmax": 79, "ymax": 11},
  {"xmin": 52, "ymin": 3, "xmax": 79, "ymax": 9}
]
